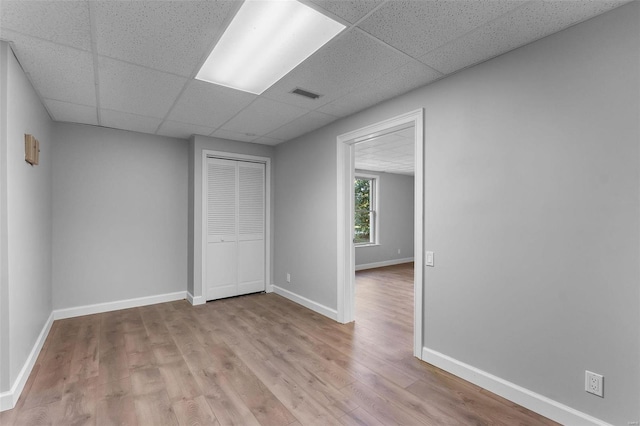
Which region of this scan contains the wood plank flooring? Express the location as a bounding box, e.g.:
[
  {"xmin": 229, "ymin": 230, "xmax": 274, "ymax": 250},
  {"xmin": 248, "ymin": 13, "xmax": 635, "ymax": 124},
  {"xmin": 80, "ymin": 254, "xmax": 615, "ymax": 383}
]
[{"xmin": 0, "ymin": 263, "xmax": 558, "ymax": 425}]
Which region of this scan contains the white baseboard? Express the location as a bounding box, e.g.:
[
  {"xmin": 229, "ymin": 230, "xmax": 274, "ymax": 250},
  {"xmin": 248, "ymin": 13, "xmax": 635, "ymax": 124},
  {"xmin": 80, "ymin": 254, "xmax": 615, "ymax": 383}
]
[
  {"xmin": 272, "ymin": 285, "xmax": 338, "ymax": 321},
  {"xmin": 422, "ymin": 347, "xmax": 612, "ymax": 426},
  {"xmin": 186, "ymin": 291, "xmax": 205, "ymax": 306},
  {"xmin": 0, "ymin": 312, "xmax": 53, "ymax": 412},
  {"xmin": 53, "ymin": 291, "xmax": 186, "ymax": 320},
  {"xmin": 355, "ymin": 257, "xmax": 414, "ymax": 271}
]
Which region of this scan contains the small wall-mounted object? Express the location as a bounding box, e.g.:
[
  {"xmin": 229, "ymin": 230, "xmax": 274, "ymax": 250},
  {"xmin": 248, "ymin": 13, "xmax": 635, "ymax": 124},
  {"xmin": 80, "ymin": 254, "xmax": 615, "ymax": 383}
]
[{"xmin": 24, "ymin": 134, "xmax": 40, "ymax": 165}]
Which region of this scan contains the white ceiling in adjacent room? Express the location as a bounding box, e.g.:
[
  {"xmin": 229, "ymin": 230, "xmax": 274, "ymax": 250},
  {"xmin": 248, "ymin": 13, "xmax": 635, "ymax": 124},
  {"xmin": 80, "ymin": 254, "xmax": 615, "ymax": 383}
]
[
  {"xmin": 0, "ymin": 0, "xmax": 630, "ymax": 144},
  {"xmin": 355, "ymin": 127, "xmax": 415, "ymax": 176}
]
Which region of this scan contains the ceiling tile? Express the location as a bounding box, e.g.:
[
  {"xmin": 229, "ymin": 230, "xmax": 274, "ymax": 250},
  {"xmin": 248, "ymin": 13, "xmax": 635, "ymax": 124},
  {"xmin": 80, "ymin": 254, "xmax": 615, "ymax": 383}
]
[
  {"xmin": 358, "ymin": 0, "xmax": 527, "ymax": 58},
  {"xmin": 396, "ymin": 128, "xmax": 414, "ymax": 139},
  {"xmin": 252, "ymin": 136, "xmax": 285, "ymax": 146},
  {"xmin": 221, "ymin": 98, "xmax": 309, "ymax": 137},
  {"xmin": 355, "ymin": 126, "xmax": 415, "ymax": 175},
  {"xmin": 307, "ymin": 0, "xmax": 385, "ymax": 23},
  {"xmin": 92, "ymin": 1, "xmax": 238, "ymax": 77},
  {"xmin": 318, "ymin": 59, "xmax": 441, "ymax": 117},
  {"xmin": 4, "ymin": 31, "xmax": 96, "ymax": 106},
  {"xmin": 264, "ymin": 28, "xmax": 410, "ymax": 110},
  {"xmin": 98, "ymin": 56, "xmax": 187, "ymax": 119},
  {"xmin": 100, "ymin": 109, "xmax": 163, "ymax": 135},
  {"xmin": 419, "ymin": 0, "xmax": 629, "ymax": 74},
  {"xmin": 44, "ymin": 99, "xmax": 97, "ymax": 125},
  {"xmin": 211, "ymin": 129, "xmax": 258, "ymax": 143},
  {"xmin": 0, "ymin": 1, "xmax": 91, "ymax": 51},
  {"xmin": 167, "ymin": 80, "xmax": 256, "ymax": 128},
  {"xmin": 266, "ymin": 111, "xmax": 339, "ymax": 141},
  {"xmin": 156, "ymin": 120, "xmax": 215, "ymax": 140}
]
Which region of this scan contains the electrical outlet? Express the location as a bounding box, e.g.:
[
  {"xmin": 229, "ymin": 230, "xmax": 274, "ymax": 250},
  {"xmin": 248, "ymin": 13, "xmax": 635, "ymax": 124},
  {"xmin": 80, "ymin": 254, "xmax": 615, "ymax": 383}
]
[
  {"xmin": 585, "ymin": 371, "xmax": 604, "ymax": 397},
  {"xmin": 397, "ymin": 249, "xmax": 401, "ymax": 255},
  {"xmin": 286, "ymin": 273, "xmax": 291, "ymax": 283}
]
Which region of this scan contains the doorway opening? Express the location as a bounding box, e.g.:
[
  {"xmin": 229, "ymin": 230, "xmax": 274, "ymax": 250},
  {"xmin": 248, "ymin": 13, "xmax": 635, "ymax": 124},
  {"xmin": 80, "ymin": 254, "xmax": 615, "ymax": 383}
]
[
  {"xmin": 336, "ymin": 109, "xmax": 424, "ymax": 358},
  {"xmin": 353, "ymin": 126, "xmax": 416, "ymax": 358}
]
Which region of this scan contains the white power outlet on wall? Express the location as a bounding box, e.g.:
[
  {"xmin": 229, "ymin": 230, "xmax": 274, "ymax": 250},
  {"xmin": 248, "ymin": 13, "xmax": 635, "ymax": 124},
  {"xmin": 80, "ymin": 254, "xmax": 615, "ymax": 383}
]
[
  {"xmin": 286, "ymin": 273, "xmax": 291, "ymax": 283},
  {"xmin": 585, "ymin": 370, "xmax": 604, "ymax": 397}
]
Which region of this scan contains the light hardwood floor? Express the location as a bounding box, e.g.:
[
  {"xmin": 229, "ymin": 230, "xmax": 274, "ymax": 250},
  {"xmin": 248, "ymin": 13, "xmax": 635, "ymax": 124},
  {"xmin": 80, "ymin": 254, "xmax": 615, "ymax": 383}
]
[{"xmin": 1, "ymin": 263, "xmax": 558, "ymax": 425}]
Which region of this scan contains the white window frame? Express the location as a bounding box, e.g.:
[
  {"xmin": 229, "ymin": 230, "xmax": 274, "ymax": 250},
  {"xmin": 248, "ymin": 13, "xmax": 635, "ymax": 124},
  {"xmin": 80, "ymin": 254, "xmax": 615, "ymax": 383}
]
[{"xmin": 354, "ymin": 173, "xmax": 379, "ymax": 247}]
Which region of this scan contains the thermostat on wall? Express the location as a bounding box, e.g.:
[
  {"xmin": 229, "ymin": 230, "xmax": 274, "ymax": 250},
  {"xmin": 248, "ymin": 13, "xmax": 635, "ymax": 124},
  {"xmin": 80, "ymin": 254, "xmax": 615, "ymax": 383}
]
[{"xmin": 24, "ymin": 134, "xmax": 39, "ymax": 165}]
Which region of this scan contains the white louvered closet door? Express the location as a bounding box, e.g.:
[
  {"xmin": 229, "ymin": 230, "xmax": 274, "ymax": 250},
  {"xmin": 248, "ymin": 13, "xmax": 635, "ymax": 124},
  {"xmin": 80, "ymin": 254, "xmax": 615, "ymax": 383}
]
[{"xmin": 206, "ymin": 158, "xmax": 265, "ymax": 301}]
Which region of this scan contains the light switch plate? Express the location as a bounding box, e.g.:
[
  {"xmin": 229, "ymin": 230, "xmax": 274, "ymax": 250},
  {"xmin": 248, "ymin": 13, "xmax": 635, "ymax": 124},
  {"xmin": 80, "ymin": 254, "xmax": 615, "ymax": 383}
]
[{"xmin": 426, "ymin": 251, "xmax": 434, "ymax": 267}]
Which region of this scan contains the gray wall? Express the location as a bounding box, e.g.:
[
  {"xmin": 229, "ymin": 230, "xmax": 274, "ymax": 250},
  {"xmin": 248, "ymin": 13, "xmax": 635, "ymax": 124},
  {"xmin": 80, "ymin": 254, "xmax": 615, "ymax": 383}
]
[
  {"xmin": 189, "ymin": 135, "xmax": 275, "ymax": 298},
  {"xmin": 273, "ymin": 3, "xmax": 639, "ymax": 424},
  {"xmin": 354, "ymin": 170, "xmax": 414, "ymax": 267},
  {"xmin": 52, "ymin": 123, "xmax": 188, "ymax": 309},
  {"xmin": 274, "ymin": 128, "xmax": 338, "ymax": 308},
  {"xmin": 0, "ymin": 42, "xmax": 53, "ymax": 393}
]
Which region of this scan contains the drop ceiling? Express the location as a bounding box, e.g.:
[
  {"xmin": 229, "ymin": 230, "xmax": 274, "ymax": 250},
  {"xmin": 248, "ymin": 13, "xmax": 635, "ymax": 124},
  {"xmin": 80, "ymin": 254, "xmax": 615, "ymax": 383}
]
[
  {"xmin": 0, "ymin": 0, "xmax": 629, "ymax": 145},
  {"xmin": 355, "ymin": 127, "xmax": 415, "ymax": 175}
]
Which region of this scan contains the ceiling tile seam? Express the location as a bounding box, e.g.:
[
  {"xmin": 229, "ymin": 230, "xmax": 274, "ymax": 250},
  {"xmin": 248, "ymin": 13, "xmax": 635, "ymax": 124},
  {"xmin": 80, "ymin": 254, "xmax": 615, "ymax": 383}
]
[
  {"xmin": 353, "ymin": 27, "xmax": 444, "ymax": 76},
  {"xmin": 349, "ymin": 0, "xmax": 392, "ymax": 28},
  {"xmin": 262, "ymin": 110, "xmax": 332, "ymax": 141},
  {"xmin": 0, "ymin": 30, "xmax": 100, "ymax": 117},
  {"xmin": 4, "ymin": 40, "xmax": 57, "ymax": 122},
  {"xmin": 316, "ymin": 54, "xmax": 446, "ymax": 115},
  {"xmin": 96, "ymin": 54, "xmax": 193, "ymax": 80},
  {"xmin": 100, "ymin": 107, "xmax": 159, "ymax": 117},
  {"xmin": 296, "ymin": 0, "xmax": 356, "ymax": 28},
  {"xmin": 416, "ymin": 0, "xmax": 620, "ymax": 83},
  {"xmin": 152, "ymin": 1, "xmax": 244, "ymax": 136},
  {"xmin": 0, "ymin": 28, "xmax": 92, "ymax": 53},
  {"xmin": 293, "ymin": 26, "xmax": 448, "ymax": 110},
  {"xmin": 151, "ymin": 82, "xmax": 191, "ymax": 135},
  {"xmin": 211, "ymin": 96, "xmax": 312, "ymax": 139},
  {"xmin": 415, "ymin": 0, "xmax": 538, "ymax": 71},
  {"xmin": 88, "ymin": 1, "xmax": 102, "ymax": 126},
  {"xmin": 41, "ymin": 98, "xmax": 95, "ymax": 109}
]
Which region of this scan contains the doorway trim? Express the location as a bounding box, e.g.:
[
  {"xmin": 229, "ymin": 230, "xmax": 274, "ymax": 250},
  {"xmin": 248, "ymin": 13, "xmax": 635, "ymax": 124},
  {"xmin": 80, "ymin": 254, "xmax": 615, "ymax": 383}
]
[
  {"xmin": 201, "ymin": 149, "xmax": 272, "ymax": 302},
  {"xmin": 336, "ymin": 109, "xmax": 424, "ymax": 358}
]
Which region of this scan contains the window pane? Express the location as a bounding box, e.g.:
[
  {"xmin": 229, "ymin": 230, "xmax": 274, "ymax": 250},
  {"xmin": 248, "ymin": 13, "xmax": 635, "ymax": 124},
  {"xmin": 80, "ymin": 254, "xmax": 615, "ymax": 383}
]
[
  {"xmin": 354, "ymin": 210, "xmax": 371, "ymax": 244},
  {"xmin": 354, "ymin": 177, "xmax": 374, "ymax": 245},
  {"xmin": 354, "ymin": 179, "xmax": 370, "ymax": 211}
]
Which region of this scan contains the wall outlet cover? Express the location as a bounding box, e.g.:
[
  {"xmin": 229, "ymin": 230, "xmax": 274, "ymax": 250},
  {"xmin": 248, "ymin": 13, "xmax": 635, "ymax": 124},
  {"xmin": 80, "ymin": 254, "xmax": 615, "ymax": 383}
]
[{"xmin": 585, "ymin": 370, "xmax": 604, "ymax": 397}]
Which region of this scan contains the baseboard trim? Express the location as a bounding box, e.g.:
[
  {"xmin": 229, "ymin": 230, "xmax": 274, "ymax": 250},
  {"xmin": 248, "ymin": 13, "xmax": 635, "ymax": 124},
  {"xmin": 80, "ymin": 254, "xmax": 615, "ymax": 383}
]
[
  {"xmin": 422, "ymin": 347, "xmax": 611, "ymax": 426},
  {"xmin": 186, "ymin": 291, "xmax": 205, "ymax": 306},
  {"xmin": 0, "ymin": 312, "xmax": 53, "ymax": 411},
  {"xmin": 272, "ymin": 285, "xmax": 338, "ymax": 321},
  {"xmin": 355, "ymin": 257, "xmax": 414, "ymax": 271},
  {"xmin": 53, "ymin": 291, "xmax": 187, "ymax": 320}
]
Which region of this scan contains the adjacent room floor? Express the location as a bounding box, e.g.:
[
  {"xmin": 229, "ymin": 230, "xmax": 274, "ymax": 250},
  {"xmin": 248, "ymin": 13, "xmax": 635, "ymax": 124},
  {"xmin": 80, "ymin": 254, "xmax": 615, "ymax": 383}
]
[{"xmin": 1, "ymin": 264, "xmax": 557, "ymax": 425}]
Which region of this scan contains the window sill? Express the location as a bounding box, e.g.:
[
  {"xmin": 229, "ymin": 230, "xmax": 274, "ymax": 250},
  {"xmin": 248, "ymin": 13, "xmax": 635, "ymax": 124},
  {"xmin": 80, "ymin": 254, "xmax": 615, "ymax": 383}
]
[{"xmin": 355, "ymin": 243, "xmax": 380, "ymax": 248}]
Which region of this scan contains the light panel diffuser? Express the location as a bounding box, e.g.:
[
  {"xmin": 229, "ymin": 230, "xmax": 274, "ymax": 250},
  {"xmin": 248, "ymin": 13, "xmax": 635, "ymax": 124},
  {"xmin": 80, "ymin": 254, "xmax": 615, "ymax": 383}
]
[{"xmin": 196, "ymin": 0, "xmax": 345, "ymax": 95}]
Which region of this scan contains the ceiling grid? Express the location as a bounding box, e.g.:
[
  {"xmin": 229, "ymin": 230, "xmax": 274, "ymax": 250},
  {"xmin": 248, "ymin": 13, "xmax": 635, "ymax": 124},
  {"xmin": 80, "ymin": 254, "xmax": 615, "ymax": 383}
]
[{"xmin": 0, "ymin": 0, "xmax": 631, "ymax": 170}]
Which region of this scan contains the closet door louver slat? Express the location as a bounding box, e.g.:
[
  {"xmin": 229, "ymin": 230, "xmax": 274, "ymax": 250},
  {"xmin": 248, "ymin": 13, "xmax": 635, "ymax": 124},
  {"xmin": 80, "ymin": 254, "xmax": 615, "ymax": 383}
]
[
  {"xmin": 238, "ymin": 163, "xmax": 264, "ymax": 241},
  {"xmin": 207, "ymin": 161, "xmax": 237, "ymax": 242}
]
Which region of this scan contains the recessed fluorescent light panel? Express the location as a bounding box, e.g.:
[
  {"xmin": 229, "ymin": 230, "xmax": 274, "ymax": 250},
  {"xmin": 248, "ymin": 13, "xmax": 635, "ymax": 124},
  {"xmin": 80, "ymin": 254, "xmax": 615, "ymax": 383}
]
[{"xmin": 196, "ymin": 0, "xmax": 345, "ymax": 95}]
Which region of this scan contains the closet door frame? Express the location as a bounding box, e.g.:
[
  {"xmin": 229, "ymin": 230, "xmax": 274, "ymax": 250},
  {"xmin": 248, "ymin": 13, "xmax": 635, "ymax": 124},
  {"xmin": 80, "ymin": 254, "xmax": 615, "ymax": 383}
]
[{"xmin": 201, "ymin": 150, "xmax": 271, "ymax": 302}]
